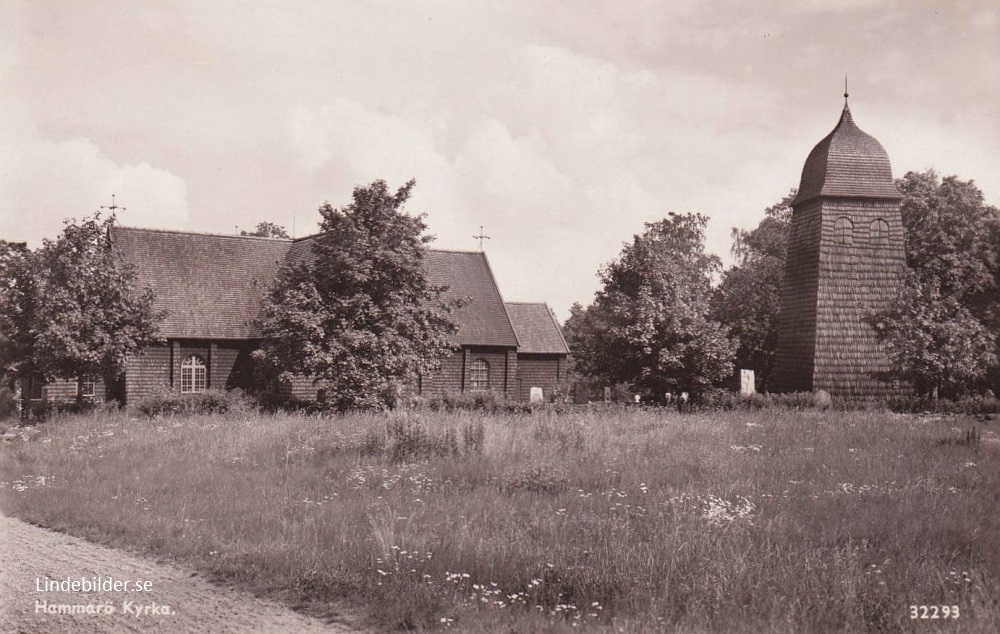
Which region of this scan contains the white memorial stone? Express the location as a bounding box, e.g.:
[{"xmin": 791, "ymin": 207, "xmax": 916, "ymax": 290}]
[
  {"xmin": 530, "ymin": 387, "xmax": 544, "ymax": 404},
  {"xmin": 740, "ymin": 369, "xmax": 756, "ymax": 395}
]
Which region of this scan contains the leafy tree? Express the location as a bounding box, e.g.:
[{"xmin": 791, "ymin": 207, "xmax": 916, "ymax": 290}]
[
  {"xmin": 711, "ymin": 192, "xmax": 794, "ymax": 390},
  {"xmin": 895, "ymin": 170, "xmax": 1000, "ymax": 323},
  {"xmin": 871, "ymin": 171, "xmax": 1000, "ymax": 396},
  {"xmin": 0, "ymin": 240, "xmax": 29, "ymax": 383},
  {"xmin": 871, "ymin": 272, "xmax": 995, "ymax": 397},
  {"xmin": 570, "ymin": 213, "xmax": 736, "ymax": 400},
  {"xmin": 254, "ymin": 180, "xmax": 460, "ymax": 410},
  {"xmin": 240, "ymin": 222, "xmax": 290, "ymax": 239},
  {"xmin": 0, "ymin": 213, "xmax": 163, "ymax": 401}
]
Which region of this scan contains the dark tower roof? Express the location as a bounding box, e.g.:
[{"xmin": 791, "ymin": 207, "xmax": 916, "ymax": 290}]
[{"xmin": 791, "ymin": 103, "xmax": 901, "ymax": 206}]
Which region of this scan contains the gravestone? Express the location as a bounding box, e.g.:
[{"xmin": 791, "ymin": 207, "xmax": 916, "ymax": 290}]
[
  {"xmin": 740, "ymin": 369, "xmax": 756, "ymax": 396},
  {"xmin": 603, "ymin": 387, "xmax": 611, "ymax": 402},
  {"xmin": 813, "ymin": 389, "xmax": 832, "ymax": 410},
  {"xmin": 530, "ymin": 387, "xmax": 544, "ymax": 404}
]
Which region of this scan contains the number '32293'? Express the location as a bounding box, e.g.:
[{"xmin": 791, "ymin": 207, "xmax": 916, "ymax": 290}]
[{"xmin": 910, "ymin": 605, "xmax": 959, "ymax": 619}]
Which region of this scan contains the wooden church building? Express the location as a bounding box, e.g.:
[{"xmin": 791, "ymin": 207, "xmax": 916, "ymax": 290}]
[
  {"xmin": 55, "ymin": 227, "xmax": 568, "ymax": 406},
  {"xmin": 772, "ymin": 97, "xmax": 908, "ymax": 397}
]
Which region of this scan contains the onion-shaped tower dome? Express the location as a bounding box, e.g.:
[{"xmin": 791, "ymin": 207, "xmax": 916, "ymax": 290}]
[{"xmin": 791, "ymin": 102, "xmax": 901, "ymax": 206}]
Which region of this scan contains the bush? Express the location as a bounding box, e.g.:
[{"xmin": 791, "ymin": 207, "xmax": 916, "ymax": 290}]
[
  {"xmin": 422, "ymin": 390, "xmax": 531, "ymax": 414},
  {"xmin": 886, "ymin": 394, "xmax": 1000, "ymax": 415},
  {"xmin": 0, "ymin": 385, "xmax": 19, "ymax": 420},
  {"xmin": 697, "ymin": 389, "xmax": 815, "ymax": 411},
  {"xmin": 697, "ymin": 389, "xmax": 1000, "ymax": 415},
  {"xmin": 134, "ymin": 388, "xmax": 254, "ymax": 418}
]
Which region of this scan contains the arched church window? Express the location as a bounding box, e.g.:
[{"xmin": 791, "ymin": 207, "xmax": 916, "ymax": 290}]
[
  {"xmin": 469, "ymin": 359, "xmax": 490, "ymax": 391},
  {"xmin": 181, "ymin": 355, "xmax": 207, "ymax": 393},
  {"xmin": 869, "ymin": 219, "xmax": 889, "ymax": 247},
  {"xmin": 834, "ymin": 217, "xmax": 853, "ymax": 245}
]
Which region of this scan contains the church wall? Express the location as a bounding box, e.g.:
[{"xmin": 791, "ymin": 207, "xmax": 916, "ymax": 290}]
[
  {"xmin": 419, "ymin": 346, "xmax": 519, "ymax": 399},
  {"xmin": 516, "ymin": 354, "xmax": 564, "ymax": 402},
  {"xmin": 124, "ymin": 340, "xmax": 257, "ymax": 404},
  {"xmin": 125, "ymin": 344, "xmax": 172, "ymax": 402},
  {"xmin": 277, "ymin": 345, "xmax": 518, "ymax": 402}
]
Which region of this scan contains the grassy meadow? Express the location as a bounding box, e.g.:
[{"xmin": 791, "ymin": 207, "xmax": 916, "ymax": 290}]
[{"xmin": 1, "ymin": 405, "xmax": 998, "ymax": 633}]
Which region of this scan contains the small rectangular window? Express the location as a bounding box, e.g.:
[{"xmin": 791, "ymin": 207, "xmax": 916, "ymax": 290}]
[{"xmin": 79, "ymin": 378, "xmax": 95, "ymax": 398}]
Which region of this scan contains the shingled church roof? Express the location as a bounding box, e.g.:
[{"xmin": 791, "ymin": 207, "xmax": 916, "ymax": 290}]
[
  {"xmin": 504, "ymin": 302, "xmax": 570, "ymax": 355},
  {"xmin": 791, "ymin": 102, "xmax": 901, "ymax": 206},
  {"xmin": 112, "ymin": 227, "xmax": 288, "ymax": 339},
  {"xmin": 111, "ymin": 227, "xmax": 519, "ymax": 347}
]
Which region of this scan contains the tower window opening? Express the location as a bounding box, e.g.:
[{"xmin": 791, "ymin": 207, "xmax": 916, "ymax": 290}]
[
  {"xmin": 870, "ymin": 219, "xmax": 889, "ymax": 247},
  {"xmin": 834, "ymin": 217, "xmax": 854, "ymax": 246}
]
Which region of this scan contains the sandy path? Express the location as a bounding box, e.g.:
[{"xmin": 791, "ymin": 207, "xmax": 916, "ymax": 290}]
[{"xmin": 0, "ymin": 514, "xmax": 366, "ymax": 634}]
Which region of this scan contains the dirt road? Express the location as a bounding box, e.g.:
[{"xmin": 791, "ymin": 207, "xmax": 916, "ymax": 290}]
[{"xmin": 0, "ymin": 513, "xmax": 365, "ymax": 633}]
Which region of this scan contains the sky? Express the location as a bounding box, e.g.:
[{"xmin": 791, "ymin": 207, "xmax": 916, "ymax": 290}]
[{"xmin": 2, "ymin": 0, "xmax": 998, "ymax": 321}]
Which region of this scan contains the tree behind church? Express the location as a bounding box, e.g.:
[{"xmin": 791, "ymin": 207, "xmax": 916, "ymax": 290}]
[
  {"xmin": 870, "ymin": 171, "xmax": 1000, "ymax": 397},
  {"xmin": 240, "ymin": 222, "xmax": 290, "ymax": 239},
  {"xmin": 568, "ymin": 213, "xmax": 736, "ymax": 400},
  {"xmin": 0, "ymin": 214, "xmax": 163, "ymax": 404},
  {"xmin": 253, "ymin": 179, "xmax": 459, "ymax": 410},
  {"xmin": 711, "ymin": 192, "xmax": 794, "ymax": 391}
]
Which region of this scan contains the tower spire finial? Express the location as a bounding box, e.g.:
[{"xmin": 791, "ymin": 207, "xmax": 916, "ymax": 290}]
[{"xmin": 844, "ymin": 74, "xmax": 849, "ymax": 103}]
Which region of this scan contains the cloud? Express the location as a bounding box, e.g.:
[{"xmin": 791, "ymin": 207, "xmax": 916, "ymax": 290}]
[
  {"xmin": 281, "ymin": 42, "xmax": 793, "ymax": 318},
  {"xmin": 1, "ymin": 10, "xmax": 190, "ymax": 247},
  {"xmin": 7, "ymin": 0, "xmax": 996, "ymax": 320},
  {"xmin": 0, "ymin": 126, "xmax": 190, "ymax": 245}
]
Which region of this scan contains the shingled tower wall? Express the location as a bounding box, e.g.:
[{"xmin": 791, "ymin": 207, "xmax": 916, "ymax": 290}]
[{"xmin": 772, "ymin": 102, "xmax": 907, "ymax": 397}]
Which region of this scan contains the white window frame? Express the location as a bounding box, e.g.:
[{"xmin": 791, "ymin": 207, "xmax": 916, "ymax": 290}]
[
  {"xmin": 79, "ymin": 377, "xmax": 95, "ymax": 399},
  {"xmin": 181, "ymin": 355, "xmax": 207, "ymax": 393},
  {"xmin": 469, "ymin": 358, "xmax": 490, "ymax": 391}
]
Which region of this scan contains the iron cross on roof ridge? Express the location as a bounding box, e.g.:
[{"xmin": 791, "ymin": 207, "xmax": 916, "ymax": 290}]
[
  {"xmin": 473, "ymin": 225, "xmax": 490, "ymax": 251},
  {"xmin": 100, "ymin": 194, "xmax": 126, "ymax": 215}
]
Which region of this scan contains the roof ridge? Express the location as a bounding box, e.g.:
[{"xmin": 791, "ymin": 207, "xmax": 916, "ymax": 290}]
[
  {"xmin": 426, "ymin": 247, "xmax": 488, "ymax": 255},
  {"xmin": 115, "ymin": 226, "xmax": 293, "ymax": 242},
  {"xmin": 292, "ymin": 232, "xmax": 483, "ymax": 256},
  {"xmin": 118, "ymin": 227, "xmax": 487, "ymax": 254}
]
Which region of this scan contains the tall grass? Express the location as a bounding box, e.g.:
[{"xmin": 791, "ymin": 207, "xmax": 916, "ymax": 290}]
[{"xmin": 1, "ymin": 405, "xmax": 998, "ymax": 632}]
